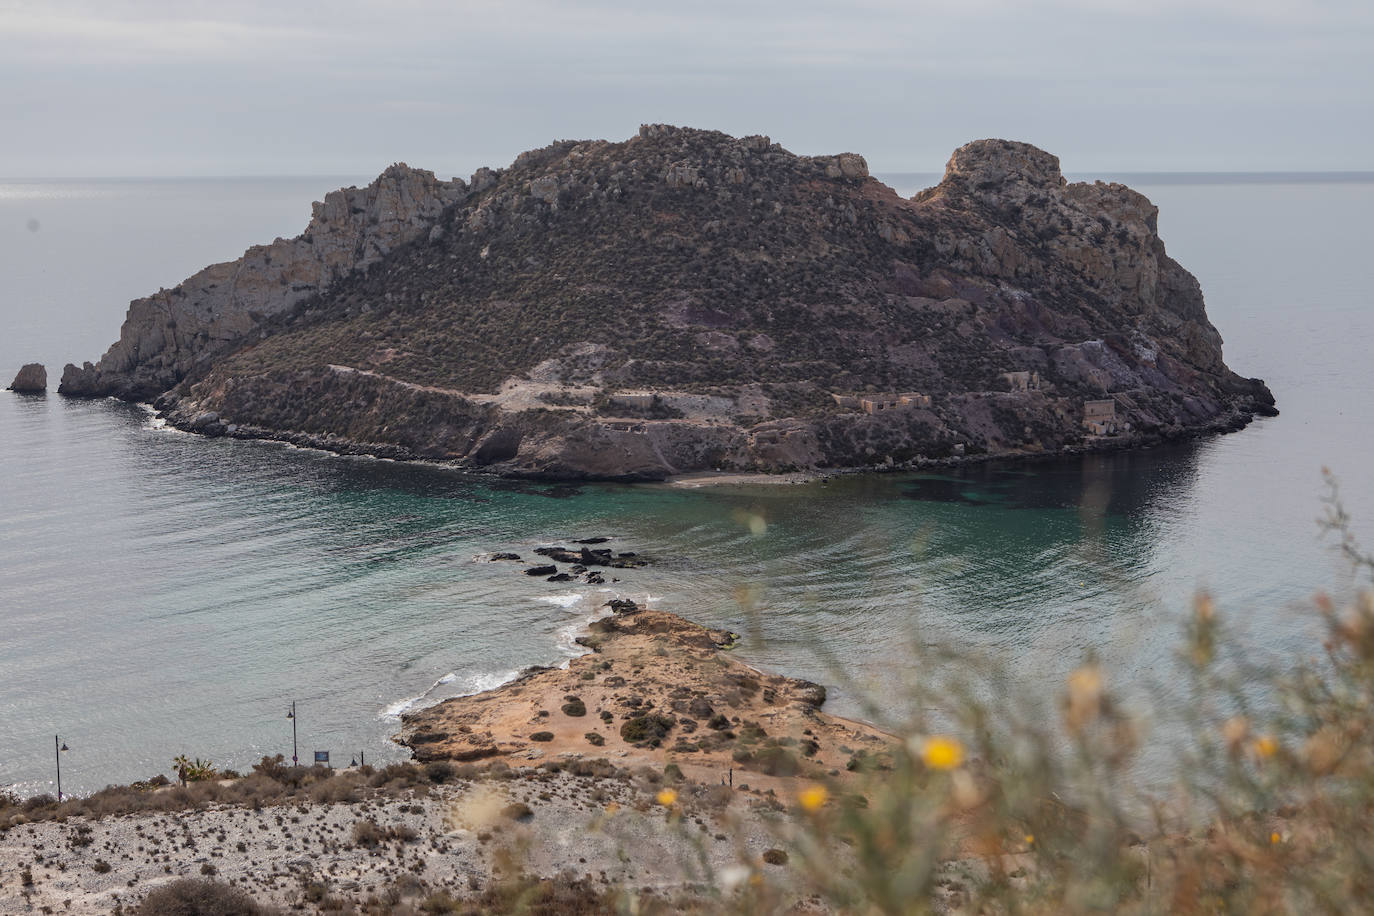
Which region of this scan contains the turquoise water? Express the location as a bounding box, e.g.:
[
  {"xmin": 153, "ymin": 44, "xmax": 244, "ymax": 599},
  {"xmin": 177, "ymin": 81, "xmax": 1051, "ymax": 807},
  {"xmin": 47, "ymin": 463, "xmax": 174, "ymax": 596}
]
[{"xmin": 2, "ymin": 174, "xmax": 1372, "ymax": 797}]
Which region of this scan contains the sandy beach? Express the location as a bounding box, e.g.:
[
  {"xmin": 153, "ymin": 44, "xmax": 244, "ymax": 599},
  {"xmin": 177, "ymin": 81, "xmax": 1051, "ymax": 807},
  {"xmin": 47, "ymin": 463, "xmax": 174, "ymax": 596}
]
[{"xmin": 665, "ymin": 470, "xmax": 826, "ymax": 488}]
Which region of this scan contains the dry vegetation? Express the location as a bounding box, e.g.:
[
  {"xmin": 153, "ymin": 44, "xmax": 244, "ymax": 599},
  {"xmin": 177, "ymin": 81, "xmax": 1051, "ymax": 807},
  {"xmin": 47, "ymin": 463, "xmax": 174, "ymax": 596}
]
[
  {"xmin": 0, "ymin": 756, "xmax": 441, "ymax": 832},
  {"xmin": 10, "ymin": 568, "xmax": 1373, "ymax": 915},
  {"xmin": 6, "ymin": 487, "xmax": 1371, "ymax": 914}
]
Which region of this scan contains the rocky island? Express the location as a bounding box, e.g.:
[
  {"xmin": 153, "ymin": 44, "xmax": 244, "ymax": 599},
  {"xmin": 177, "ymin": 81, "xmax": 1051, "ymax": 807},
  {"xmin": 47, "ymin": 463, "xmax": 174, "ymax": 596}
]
[
  {"xmin": 58, "ymin": 125, "xmax": 1274, "ymax": 480},
  {"xmin": 7, "ymin": 363, "xmax": 46, "ymax": 392}
]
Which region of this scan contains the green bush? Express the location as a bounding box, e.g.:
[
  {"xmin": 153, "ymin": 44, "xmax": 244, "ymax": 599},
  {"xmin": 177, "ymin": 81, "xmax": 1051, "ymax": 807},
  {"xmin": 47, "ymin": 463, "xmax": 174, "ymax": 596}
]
[
  {"xmin": 620, "ymin": 714, "xmax": 675, "ymax": 746},
  {"xmin": 133, "ymin": 877, "xmax": 273, "ymax": 915}
]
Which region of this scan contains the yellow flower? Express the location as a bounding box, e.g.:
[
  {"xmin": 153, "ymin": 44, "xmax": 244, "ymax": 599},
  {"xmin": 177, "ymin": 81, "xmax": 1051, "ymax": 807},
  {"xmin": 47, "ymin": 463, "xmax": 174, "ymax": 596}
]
[
  {"xmin": 1024, "ymin": 834, "xmax": 1035, "ymax": 846},
  {"xmin": 656, "ymin": 788, "xmax": 678, "ymax": 807},
  {"xmin": 920, "ymin": 735, "xmax": 964, "ymax": 770},
  {"xmin": 1253, "ymin": 735, "xmax": 1279, "ymax": 759},
  {"xmin": 798, "ymin": 785, "xmax": 828, "ymax": 812},
  {"xmin": 1270, "ymin": 831, "xmax": 1282, "ymax": 845}
]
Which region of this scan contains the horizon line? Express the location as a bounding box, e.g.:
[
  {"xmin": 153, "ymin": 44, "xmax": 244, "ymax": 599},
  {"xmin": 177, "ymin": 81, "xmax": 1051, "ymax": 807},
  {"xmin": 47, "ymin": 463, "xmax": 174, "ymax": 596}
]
[{"xmin": 2, "ymin": 169, "xmax": 1373, "ymax": 183}]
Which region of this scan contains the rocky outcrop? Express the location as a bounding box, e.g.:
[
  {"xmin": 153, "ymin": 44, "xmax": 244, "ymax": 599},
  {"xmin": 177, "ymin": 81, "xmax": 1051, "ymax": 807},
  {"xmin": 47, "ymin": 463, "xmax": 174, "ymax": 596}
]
[
  {"xmin": 59, "ymin": 165, "xmax": 469, "ymax": 401},
  {"xmin": 64, "ymin": 126, "xmax": 1274, "ymax": 478},
  {"xmin": 396, "ymin": 599, "xmax": 891, "ymax": 775},
  {"xmin": 920, "ymin": 139, "xmax": 1230, "ymax": 375},
  {"xmin": 7, "ymin": 363, "xmax": 46, "ymax": 392}
]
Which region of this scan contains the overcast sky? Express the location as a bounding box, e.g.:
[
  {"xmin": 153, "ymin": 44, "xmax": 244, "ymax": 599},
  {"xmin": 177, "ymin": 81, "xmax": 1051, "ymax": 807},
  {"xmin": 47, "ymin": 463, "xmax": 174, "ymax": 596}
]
[{"xmin": 3, "ymin": 0, "xmax": 1371, "ymax": 177}]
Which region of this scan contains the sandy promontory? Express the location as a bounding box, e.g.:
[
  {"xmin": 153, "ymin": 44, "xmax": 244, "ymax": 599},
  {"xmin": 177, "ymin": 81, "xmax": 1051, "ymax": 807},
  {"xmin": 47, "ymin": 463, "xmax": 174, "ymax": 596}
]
[{"xmin": 397, "ymin": 599, "xmax": 892, "ymax": 792}]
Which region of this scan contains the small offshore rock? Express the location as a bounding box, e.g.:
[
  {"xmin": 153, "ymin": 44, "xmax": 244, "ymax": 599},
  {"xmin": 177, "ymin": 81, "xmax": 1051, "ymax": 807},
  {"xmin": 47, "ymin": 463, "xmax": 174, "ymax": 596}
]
[
  {"xmin": 58, "ymin": 361, "xmax": 99, "ymax": 396},
  {"xmin": 7, "ymin": 363, "xmax": 46, "ymax": 392}
]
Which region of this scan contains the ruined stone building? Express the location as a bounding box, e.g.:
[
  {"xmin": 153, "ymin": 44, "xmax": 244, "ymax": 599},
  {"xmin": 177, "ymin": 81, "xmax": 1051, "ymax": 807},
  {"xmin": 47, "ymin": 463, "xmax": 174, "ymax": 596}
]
[
  {"xmin": 855, "ymin": 392, "xmax": 932, "ymax": 414},
  {"xmin": 1082, "ymin": 399, "xmax": 1119, "ymax": 435},
  {"xmin": 1002, "ymin": 371, "xmax": 1042, "ymax": 392}
]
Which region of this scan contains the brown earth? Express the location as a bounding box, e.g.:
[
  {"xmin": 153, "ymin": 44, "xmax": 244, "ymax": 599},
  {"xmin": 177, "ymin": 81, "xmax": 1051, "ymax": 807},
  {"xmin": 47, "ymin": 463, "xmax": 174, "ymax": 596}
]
[{"xmin": 396, "ymin": 600, "xmax": 893, "ymax": 792}]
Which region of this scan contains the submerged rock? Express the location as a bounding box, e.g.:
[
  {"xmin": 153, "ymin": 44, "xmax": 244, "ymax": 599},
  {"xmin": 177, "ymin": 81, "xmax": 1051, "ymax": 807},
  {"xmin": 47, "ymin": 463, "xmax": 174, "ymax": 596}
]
[{"xmin": 7, "ymin": 363, "xmax": 46, "ymax": 392}]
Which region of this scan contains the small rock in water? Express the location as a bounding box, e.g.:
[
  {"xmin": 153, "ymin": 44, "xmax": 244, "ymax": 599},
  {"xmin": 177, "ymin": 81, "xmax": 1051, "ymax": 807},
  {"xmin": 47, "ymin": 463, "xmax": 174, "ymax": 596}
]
[
  {"xmin": 489, "ymin": 552, "xmax": 522, "ymax": 561},
  {"xmin": 573, "ymin": 537, "xmax": 612, "ymax": 544},
  {"xmin": 525, "ymin": 565, "xmax": 558, "ymax": 576},
  {"xmin": 7, "ymin": 363, "xmax": 46, "ymax": 392},
  {"xmin": 190, "ymin": 411, "xmax": 227, "ymax": 436}
]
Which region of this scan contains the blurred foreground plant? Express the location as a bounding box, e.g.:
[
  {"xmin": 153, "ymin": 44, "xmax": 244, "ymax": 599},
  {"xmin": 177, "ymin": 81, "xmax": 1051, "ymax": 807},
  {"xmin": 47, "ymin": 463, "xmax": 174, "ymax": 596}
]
[{"xmin": 689, "ymin": 481, "xmax": 1374, "ymax": 914}]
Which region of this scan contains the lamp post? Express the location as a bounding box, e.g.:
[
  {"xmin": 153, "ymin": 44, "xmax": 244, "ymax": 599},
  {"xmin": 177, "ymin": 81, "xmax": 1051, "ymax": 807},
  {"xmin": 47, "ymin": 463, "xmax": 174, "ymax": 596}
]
[
  {"xmin": 286, "ymin": 701, "xmax": 298, "ymax": 765},
  {"xmin": 54, "ymin": 736, "xmax": 69, "ymax": 801}
]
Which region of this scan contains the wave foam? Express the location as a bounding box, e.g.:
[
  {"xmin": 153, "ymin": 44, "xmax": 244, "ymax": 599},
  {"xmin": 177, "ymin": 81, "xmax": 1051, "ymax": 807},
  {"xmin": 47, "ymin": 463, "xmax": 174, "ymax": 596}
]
[
  {"xmin": 535, "ymin": 592, "xmax": 584, "ymax": 609},
  {"xmin": 379, "ymin": 668, "xmax": 519, "ymax": 720}
]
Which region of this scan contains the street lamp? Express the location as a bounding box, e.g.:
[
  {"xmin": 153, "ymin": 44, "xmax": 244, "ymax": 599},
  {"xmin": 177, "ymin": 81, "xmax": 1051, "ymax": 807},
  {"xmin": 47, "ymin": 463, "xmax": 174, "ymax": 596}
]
[
  {"xmin": 286, "ymin": 701, "xmax": 298, "ymax": 765},
  {"xmin": 54, "ymin": 736, "xmax": 69, "ymax": 801}
]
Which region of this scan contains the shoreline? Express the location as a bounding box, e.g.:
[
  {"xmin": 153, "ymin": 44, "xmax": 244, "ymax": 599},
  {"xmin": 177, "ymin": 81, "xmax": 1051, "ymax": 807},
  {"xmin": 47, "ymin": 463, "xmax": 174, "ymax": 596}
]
[
  {"xmin": 101, "ymin": 392, "xmax": 1278, "ymax": 487},
  {"xmin": 0, "ymin": 597, "xmax": 899, "ymax": 915}
]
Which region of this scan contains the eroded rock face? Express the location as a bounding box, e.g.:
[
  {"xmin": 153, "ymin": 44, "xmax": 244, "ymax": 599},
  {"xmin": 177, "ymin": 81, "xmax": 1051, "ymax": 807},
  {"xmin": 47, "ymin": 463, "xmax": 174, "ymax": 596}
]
[
  {"xmin": 7, "ymin": 363, "xmax": 46, "ymax": 392},
  {"xmin": 59, "ymin": 164, "xmax": 468, "ymax": 400},
  {"xmin": 65, "ymin": 126, "xmax": 1274, "ymax": 478}
]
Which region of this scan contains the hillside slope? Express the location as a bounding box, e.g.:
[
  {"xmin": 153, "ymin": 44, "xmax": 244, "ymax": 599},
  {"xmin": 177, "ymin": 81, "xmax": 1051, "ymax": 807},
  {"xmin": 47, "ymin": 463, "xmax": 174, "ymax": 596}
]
[{"xmin": 61, "ymin": 125, "xmax": 1274, "ymax": 479}]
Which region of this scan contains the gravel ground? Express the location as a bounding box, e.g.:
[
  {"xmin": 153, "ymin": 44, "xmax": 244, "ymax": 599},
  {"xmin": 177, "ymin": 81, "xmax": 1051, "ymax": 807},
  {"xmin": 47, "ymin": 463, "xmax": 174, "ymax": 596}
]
[{"xmin": 0, "ymin": 769, "xmax": 812, "ymax": 914}]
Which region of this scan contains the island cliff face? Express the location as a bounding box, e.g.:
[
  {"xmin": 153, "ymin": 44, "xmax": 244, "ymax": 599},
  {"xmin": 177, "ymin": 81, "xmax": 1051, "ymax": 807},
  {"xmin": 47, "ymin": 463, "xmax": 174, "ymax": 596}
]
[
  {"xmin": 61, "ymin": 126, "xmax": 1274, "ymax": 479},
  {"xmin": 59, "ymin": 165, "xmax": 467, "ymax": 401}
]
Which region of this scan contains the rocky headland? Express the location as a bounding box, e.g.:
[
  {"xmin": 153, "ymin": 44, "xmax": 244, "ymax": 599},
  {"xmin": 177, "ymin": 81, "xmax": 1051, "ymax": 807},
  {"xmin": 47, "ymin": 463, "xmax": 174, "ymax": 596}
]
[
  {"xmin": 396, "ymin": 598, "xmax": 890, "ymax": 787},
  {"xmin": 59, "ymin": 126, "xmax": 1275, "ymax": 480}
]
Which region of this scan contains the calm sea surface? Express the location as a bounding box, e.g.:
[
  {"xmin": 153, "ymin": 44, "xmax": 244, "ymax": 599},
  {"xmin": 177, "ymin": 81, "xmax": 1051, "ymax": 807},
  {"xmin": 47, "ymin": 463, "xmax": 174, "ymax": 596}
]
[{"xmin": 2, "ymin": 173, "xmax": 1372, "ymax": 797}]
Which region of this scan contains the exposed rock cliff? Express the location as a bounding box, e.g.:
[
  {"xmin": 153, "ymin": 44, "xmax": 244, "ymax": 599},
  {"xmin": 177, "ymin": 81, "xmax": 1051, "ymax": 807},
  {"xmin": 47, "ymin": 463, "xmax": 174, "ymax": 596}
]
[
  {"xmin": 7, "ymin": 363, "xmax": 47, "ymax": 392},
  {"xmin": 60, "ymin": 165, "xmax": 467, "ymax": 400},
  {"xmin": 61, "ymin": 126, "xmax": 1274, "ymax": 479}
]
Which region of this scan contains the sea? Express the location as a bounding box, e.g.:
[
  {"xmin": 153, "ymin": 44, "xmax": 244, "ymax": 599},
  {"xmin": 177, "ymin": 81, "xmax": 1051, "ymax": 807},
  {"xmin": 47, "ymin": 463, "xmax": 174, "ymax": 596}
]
[{"xmin": 2, "ymin": 171, "xmax": 1372, "ymax": 798}]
